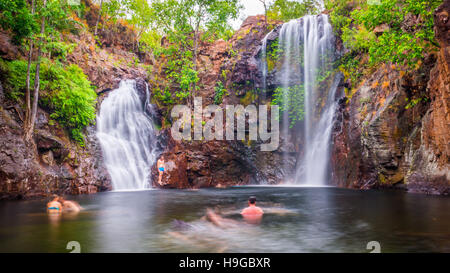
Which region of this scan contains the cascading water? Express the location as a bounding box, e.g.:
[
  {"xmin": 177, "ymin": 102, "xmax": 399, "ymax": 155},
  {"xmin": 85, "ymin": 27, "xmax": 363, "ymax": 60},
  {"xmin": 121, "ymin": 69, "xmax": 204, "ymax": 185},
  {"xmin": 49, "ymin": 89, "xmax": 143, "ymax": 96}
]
[
  {"xmin": 265, "ymin": 14, "xmax": 338, "ymax": 186},
  {"xmin": 259, "ymin": 30, "xmax": 272, "ymax": 101},
  {"xmin": 96, "ymin": 80, "xmax": 157, "ymax": 190},
  {"xmin": 297, "ymin": 15, "xmax": 336, "ymax": 186}
]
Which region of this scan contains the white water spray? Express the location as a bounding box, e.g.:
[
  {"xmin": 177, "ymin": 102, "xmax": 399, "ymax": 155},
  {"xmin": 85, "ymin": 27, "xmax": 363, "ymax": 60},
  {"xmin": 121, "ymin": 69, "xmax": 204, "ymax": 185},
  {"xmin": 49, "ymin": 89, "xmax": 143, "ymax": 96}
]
[
  {"xmin": 268, "ymin": 14, "xmax": 337, "ymax": 185},
  {"xmin": 96, "ymin": 80, "xmax": 157, "ymax": 190}
]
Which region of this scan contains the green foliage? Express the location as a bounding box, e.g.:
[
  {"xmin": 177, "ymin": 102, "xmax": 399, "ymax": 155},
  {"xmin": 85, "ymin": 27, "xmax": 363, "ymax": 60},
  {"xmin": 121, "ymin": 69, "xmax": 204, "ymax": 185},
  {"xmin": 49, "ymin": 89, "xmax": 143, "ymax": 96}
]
[
  {"xmin": 149, "ymin": 0, "xmax": 241, "ymax": 105},
  {"xmin": 405, "ymin": 96, "xmax": 428, "ymax": 109},
  {"xmin": 352, "ymin": 0, "xmax": 403, "ymax": 30},
  {"xmin": 368, "ymin": 30, "xmax": 425, "ymax": 66},
  {"xmin": 0, "ymin": 0, "xmax": 37, "ymax": 44},
  {"xmin": 272, "ymin": 85, "xmax": 305, "ymax": 128},
  {"xmin": 41, "ymin": 63, "xmax": 97, "ymax": 146},
  {"xmin": 266, "ymin": 38, "xmax": 283, "ymax": 72},
  {"xmin": 267, "ymin": 0, "xmax": 321, "ymax": 22},
  {"xmin": 341, "ymin": 26, "xmax": 376, "ymax": 52},
  {"xmin": 214, "ymin": 81, "xmax": 228, "ymax": 104},
  {"xmin": 1, "ymin": 59, "xmax": 97, "ymax": 146},
  {"xmin": 325, "ymin": 0, "xmax": 353, "ymax": 33},
  {"xmin": 0, "ymin": 59, "xmax": 30, "ymax": 100},
  {"xmin": 326, "ymin": 0, "xmax": 442, "ymax": 87}
]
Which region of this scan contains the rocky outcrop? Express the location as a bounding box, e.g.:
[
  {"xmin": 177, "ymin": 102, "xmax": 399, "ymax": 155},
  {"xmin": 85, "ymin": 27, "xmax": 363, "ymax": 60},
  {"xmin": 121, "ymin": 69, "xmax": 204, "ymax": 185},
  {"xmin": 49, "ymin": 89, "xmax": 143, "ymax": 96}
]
[
  {"xmin": 0, "ymin": 103, "xmax": 111, "ymax": 200},
  {"xmin": 0, "ymin": 31, "xmax": 19, "ymax": 61},
  {"xmin": 66, "ymin": 30, "xmax": 147, "ymax": 94},
  {"xmin": 331, "ymin": 1, "xmax": 450, "ymax": 195},
  {"xmin": 151, "ymin": 129, "xmax": 259, "ymax": 189}
]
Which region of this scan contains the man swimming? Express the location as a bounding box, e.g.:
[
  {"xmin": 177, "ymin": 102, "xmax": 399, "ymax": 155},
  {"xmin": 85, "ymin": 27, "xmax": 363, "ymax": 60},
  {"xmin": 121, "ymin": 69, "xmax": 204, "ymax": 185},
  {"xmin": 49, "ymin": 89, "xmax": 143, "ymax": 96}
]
[
  {"xmin": 46, "ymin": 195, "xmax": 63, "ymax": 213},
  {"xmin": 58, "ymin": 196, "xmax": 82, "ymax": 213},
  {"xmin": 241, "ymin": 196, "xmax": 263, "ymax": 224},
  {"xmin": 157, "ymin": 155, "xmax": 165, "ymax": 185}
]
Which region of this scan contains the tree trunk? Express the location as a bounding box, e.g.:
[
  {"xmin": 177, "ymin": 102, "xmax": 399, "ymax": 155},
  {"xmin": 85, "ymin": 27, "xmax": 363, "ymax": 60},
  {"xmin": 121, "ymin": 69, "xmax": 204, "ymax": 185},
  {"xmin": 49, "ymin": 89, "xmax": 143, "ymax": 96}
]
[
  {"xmin": 191, "ymin": 26, "xmax": 200, "ymax": 106},
  {"xmin": 94, "ymin": 0, "xmax": 103, "ymax": 36},
  {"xmin": 25, "ymin": 0, "xmax": 47, "ymax": 141},
  {"xmin": 259, "ymin": 0, "xmax": 267, "ymax": 25},
  {"xmin": 24, "ymin": 0, "xmax": 36, "ymax": 135}
]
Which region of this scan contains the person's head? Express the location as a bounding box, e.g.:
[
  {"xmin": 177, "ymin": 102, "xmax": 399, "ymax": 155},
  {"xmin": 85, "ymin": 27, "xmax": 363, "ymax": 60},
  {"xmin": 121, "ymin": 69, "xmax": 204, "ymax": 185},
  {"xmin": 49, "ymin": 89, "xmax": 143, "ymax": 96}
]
[
  {"xmin": 160, "ymin": 155, "xmax": 165, "ymax": 160},
  {"xmin": 248, "ymin": 196, "xmax": 256, "ymax": 206},
  {"xmin": 51, "ymin": 194, "xmax": 59, "ymax": 202}
]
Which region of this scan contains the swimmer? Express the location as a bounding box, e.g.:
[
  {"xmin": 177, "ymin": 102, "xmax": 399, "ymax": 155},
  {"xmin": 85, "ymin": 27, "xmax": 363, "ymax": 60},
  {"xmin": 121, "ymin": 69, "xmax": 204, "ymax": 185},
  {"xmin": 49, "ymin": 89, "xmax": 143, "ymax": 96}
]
[
  {"xmin": 205, "ymin": 208, "xmax": 239, "ymax": 228},
  {"xmin": 58, "ymin": 196, "xmax": 82, "ymax": 213},
  {"xmin": 47, "ymin": 195, "xmax": 63, "ymax": 213},
  {"xmin": 241, "ymin": 196, "xmax": 263, "ymax": 224}
]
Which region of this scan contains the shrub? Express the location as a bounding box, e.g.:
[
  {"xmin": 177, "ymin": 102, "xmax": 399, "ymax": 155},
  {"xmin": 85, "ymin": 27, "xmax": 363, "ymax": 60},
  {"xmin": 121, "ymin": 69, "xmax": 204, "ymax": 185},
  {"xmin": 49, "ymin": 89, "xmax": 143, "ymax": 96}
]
[
  {"xmin": 272, "ymin": 84, "xmax": 305, "ymax": 128},
  {"xmin": 41, "ymin": 62, "xmax": 97, "ymax": 146},
  {"xmin": 1, "ymin": 59, "xmax": 97, "ymax": 146},
  {"xmin": 214, "ymin": 81, "xmax": 228, "ymax": 104}
]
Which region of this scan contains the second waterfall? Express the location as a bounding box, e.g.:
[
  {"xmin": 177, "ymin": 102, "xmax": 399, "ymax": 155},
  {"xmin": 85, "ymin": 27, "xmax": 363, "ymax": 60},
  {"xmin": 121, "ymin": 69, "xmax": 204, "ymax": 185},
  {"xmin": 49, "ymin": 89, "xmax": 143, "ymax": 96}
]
[{"xmin": 261, "ymin": 14, "xmax": 339, "ymax": 186}]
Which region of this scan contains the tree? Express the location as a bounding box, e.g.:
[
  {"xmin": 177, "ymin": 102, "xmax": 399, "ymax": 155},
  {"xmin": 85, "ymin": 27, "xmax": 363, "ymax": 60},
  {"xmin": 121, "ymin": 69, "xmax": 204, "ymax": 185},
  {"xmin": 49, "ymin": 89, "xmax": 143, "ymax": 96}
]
[
  {"xmin": 258, "ymin": 0, "xmax": 270, "ymax": 25},
  {"xmin": 25, "ymin": 0, "xmax": 37, "ymax": 134},
  {"xmin": 25, "ymin": 0, "xmax": 47, "ymax": 141},
  {"xmin": 6, "ymin": 0, "xmax": 74, "ymax": 141},
  {"xmin": 151, "ymin": 0, "xmax": 242, "ymax": 105},
  {"xmin": 94, "ymin": 0, "xmax": 103, "ymax": 36},
  {"xmin": 126, "ymin": 0, "xmax": 155, "ymax": 51},
  {"xmin": 267, "ymin": 0, "xmax": 321, "ymax": 21}
]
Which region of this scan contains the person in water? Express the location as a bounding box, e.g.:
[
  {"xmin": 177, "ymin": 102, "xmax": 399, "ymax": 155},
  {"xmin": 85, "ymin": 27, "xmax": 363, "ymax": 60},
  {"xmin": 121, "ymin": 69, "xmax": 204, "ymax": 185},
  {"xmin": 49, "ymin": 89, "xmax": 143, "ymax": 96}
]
[
  {"xmin": 241, "ymin": 196, "xmax": 264, "ymax": 224},
  {"xmin": 58, "ymin": 196, "xmax": 82, "ymax": 213},
  {"xmin": 157, "ymin": 155, "xmax": 165, "ymax": 185},
  {"xmin": 47, "ymin": 195, "xmax": 63, "ymax": 213}
]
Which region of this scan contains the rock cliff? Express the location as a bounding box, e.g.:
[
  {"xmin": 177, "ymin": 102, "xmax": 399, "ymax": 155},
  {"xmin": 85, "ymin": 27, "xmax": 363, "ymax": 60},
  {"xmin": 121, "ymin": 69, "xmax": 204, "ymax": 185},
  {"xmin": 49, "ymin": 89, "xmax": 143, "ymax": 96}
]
[{"xmin": 331, "ymin": 1, "xmax": 450, "ymax": 195}]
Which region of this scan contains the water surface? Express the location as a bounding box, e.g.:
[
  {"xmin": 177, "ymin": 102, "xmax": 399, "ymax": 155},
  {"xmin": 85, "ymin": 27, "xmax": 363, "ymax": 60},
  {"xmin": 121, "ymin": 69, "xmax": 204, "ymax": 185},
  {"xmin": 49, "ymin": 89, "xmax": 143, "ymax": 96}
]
[{"xmin": 0, "ymin": 187, "xmax": 449, "ymax": 253}]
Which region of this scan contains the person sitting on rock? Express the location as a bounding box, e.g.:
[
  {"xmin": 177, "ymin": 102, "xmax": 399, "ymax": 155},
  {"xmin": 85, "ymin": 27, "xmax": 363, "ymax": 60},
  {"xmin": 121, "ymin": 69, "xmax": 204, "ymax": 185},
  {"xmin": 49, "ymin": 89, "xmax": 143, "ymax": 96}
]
[
  {"xmin": 241, "ymin": 196, "xmax": 264, "ymax": 224},
  {"xmin": 47, "ymin": 195, "xmax": 63, "ymax": 213},
  {"xmin": 157, "ymin": 155, "xmax": 165, "ymax": 185},
  {"xmin": 58, "ymin": 196, "xmax": 82, "ymax": 213}
]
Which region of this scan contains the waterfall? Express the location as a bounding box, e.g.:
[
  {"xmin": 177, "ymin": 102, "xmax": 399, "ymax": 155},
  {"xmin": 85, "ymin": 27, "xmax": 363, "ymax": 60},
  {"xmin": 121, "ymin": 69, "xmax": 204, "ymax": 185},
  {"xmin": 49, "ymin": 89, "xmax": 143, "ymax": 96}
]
[
  {"xmin": 96, "ymin": 80, "xmax": 157, "ymax": 190},
  {"xmin": 260, "ymin": 30, "xmax": 272, "ymax": 101},
  {"xmin": 270, "ymin": 14, "xmax": 337, "ymax": 185}
]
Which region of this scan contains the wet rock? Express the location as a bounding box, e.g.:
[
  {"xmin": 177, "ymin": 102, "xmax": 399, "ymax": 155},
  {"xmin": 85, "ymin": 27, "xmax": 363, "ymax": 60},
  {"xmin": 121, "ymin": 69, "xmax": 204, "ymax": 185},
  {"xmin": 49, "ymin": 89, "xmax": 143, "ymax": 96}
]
[
  {"xmin": 0, "ymin": 81, "xmax": 4, "ymax": 103},
  {"xmin": 0, "ymin": 31, "xmax": 19, "ymax": 60},
  {"xmin": 151, "ymin": 129, "xmax": 261, "ymax": 189},
  {"xmin": 66, "ymin": 30, "xmax": 147, "ymax": 93},
  {"xmin": 0, "ymin": 103, "xmax": 111, "ymax": 199},
  {"xmin": 150, "ymin": 144, "xmax": 189, "ymax": 189},
  {"xmin": 331, "ymin": 1, "xmax": 450, "ymax": 195}
]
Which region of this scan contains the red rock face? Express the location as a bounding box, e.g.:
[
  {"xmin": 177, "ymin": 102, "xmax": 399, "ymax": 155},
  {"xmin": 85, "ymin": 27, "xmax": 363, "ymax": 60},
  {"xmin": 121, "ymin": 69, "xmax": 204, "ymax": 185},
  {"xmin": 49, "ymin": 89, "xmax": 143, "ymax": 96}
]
[
  {"xmin": 151, "ymin": 130, "xmax": 254, "ymax": 189},
  {"xmin": 0, "ymin": 106, "xmax": 111, "ymax": 200},
  {"xmin": 0, "ymin": 31, "xmax": 19, "ymax": 60},
  {"xmin": 331, "ymin": 1, "xmax": 450, "ymax": 195},
  {"xmin": 423, "ymin": 1, "xmax": 450, "ymax": 169}
]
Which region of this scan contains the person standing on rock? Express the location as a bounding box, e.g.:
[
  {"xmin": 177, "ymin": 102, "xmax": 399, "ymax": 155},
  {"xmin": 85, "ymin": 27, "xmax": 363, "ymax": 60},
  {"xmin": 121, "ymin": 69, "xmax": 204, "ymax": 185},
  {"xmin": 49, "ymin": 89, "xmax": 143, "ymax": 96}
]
[{"xmin": 157, "ymin": 155, "xmax": 165, "ymax": 185}]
